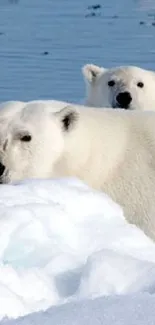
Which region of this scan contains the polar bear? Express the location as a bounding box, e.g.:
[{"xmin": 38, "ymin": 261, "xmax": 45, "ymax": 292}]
[
  {"xmin": 83, "ymin": 64, "xmax": 155, "ymax": 110},
  {"xmin": 0, "ymin": 99, "xmax": 71, "ymax": 133},
  {"xmin": 0, "ymin": 99, "xmax": 70, "ymax": 120},
  {"xmin": 1, "ymin": 103, "xmax": 155, "ymax": 240}
]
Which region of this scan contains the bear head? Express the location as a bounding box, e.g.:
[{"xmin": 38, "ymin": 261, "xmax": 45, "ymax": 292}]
[{"xmin": 82, "ymin": 64, "xmax": 155, "ymax": 110}]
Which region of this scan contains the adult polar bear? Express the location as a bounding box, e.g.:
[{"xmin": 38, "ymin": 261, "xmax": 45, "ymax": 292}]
[
  {"xmin": 0, "ymin": 102, "xmax": 155, "ymax": 240},
  {"xmin": 0, "ymin": 99, "xmax": 69, "ymax": 121},
  {"xmin": 83, "ymin": 64, "xmax": 155, "ymax": 110},
  {"xmin": 0, "ymin": 99, "xmax": 70, "ymax": 133}
]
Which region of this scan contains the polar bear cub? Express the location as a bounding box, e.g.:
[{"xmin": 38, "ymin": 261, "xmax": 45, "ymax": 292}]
[
  {"xmin": 1, "ymin": 103, "xmax": 155, "ymax": 240},
  {"xmin": 83, "ymin": 64, "xmax": 155, "ymax": 110}
]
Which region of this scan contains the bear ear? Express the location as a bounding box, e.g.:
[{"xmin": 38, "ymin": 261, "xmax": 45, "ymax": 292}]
[
  {"xmin": 54, "ymin": 106, "xmax": 78, "ymax": 132},
  {"xmin": 82, "ymin": 64, "xmax": 106, "ymax": 83}
]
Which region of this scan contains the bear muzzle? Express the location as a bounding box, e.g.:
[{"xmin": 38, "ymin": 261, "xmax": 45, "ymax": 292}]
[{"xmin": 114, "ymin": 91, "xmax": 132, "ymax": 109}]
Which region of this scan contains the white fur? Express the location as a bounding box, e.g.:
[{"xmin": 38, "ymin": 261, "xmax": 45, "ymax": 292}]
[
  {"xmin": 1, "ymin": 104, "xmax": 155, "ymax": 240},
  {"xmin": 83, "ymin": 64, "xmax": 155, "ymax": 110},
  {"xmin": 0, "ymin": 99, "xmax": 70, "ymax": 130}
]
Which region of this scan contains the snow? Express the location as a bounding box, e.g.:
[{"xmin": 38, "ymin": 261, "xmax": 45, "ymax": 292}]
[
  {"xmin": 2, "ymin": 294, "xmax": 155, "ymax": 325},
  {"xmin": 0, "ymin": 178, "xmax": 154, "ymax": 323}
]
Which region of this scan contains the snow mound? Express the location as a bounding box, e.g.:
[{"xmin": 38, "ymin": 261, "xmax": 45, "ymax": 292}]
[
  {"xmin": 2, "ymin": 294, "xmax": 155, "ymax": 325},
  {"xmin": 0, "ymin": 178, "xmax": 155, "ymax": 320}
]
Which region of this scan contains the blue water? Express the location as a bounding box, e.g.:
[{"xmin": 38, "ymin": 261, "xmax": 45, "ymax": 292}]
[{"xmin": 0, "ymin": 0, "xmax": 155, "ymax": 103}]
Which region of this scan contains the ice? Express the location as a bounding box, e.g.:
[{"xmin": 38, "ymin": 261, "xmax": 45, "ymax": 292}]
[
  {"xmin": 0, "ymin": 177, "xmax": 154, "ymax": 322},
  {"xmin": 2, "ymin": 294, "xmax": 155, "ymax": 325}
]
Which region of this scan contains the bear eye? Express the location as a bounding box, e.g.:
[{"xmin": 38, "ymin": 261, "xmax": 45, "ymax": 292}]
[
  {"xmin": 108, "ymin": 80, "xmax": 115, "ymax": 87},
  {"xmin": 20, "ymin": 135, "xmax": 32, "ymax": 142},
  {"xmin": 137, "ymin": 81, "xmax": 144, "ymax": 88}
]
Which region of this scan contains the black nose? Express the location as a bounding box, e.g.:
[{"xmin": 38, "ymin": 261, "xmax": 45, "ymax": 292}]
[
  {"xmin": 116, "ymin": 91, "xmax": 132, "ymax": 108},
  {"xmin": 0, "ymin": 162, "xmax": 5, "ymax": 176}
]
